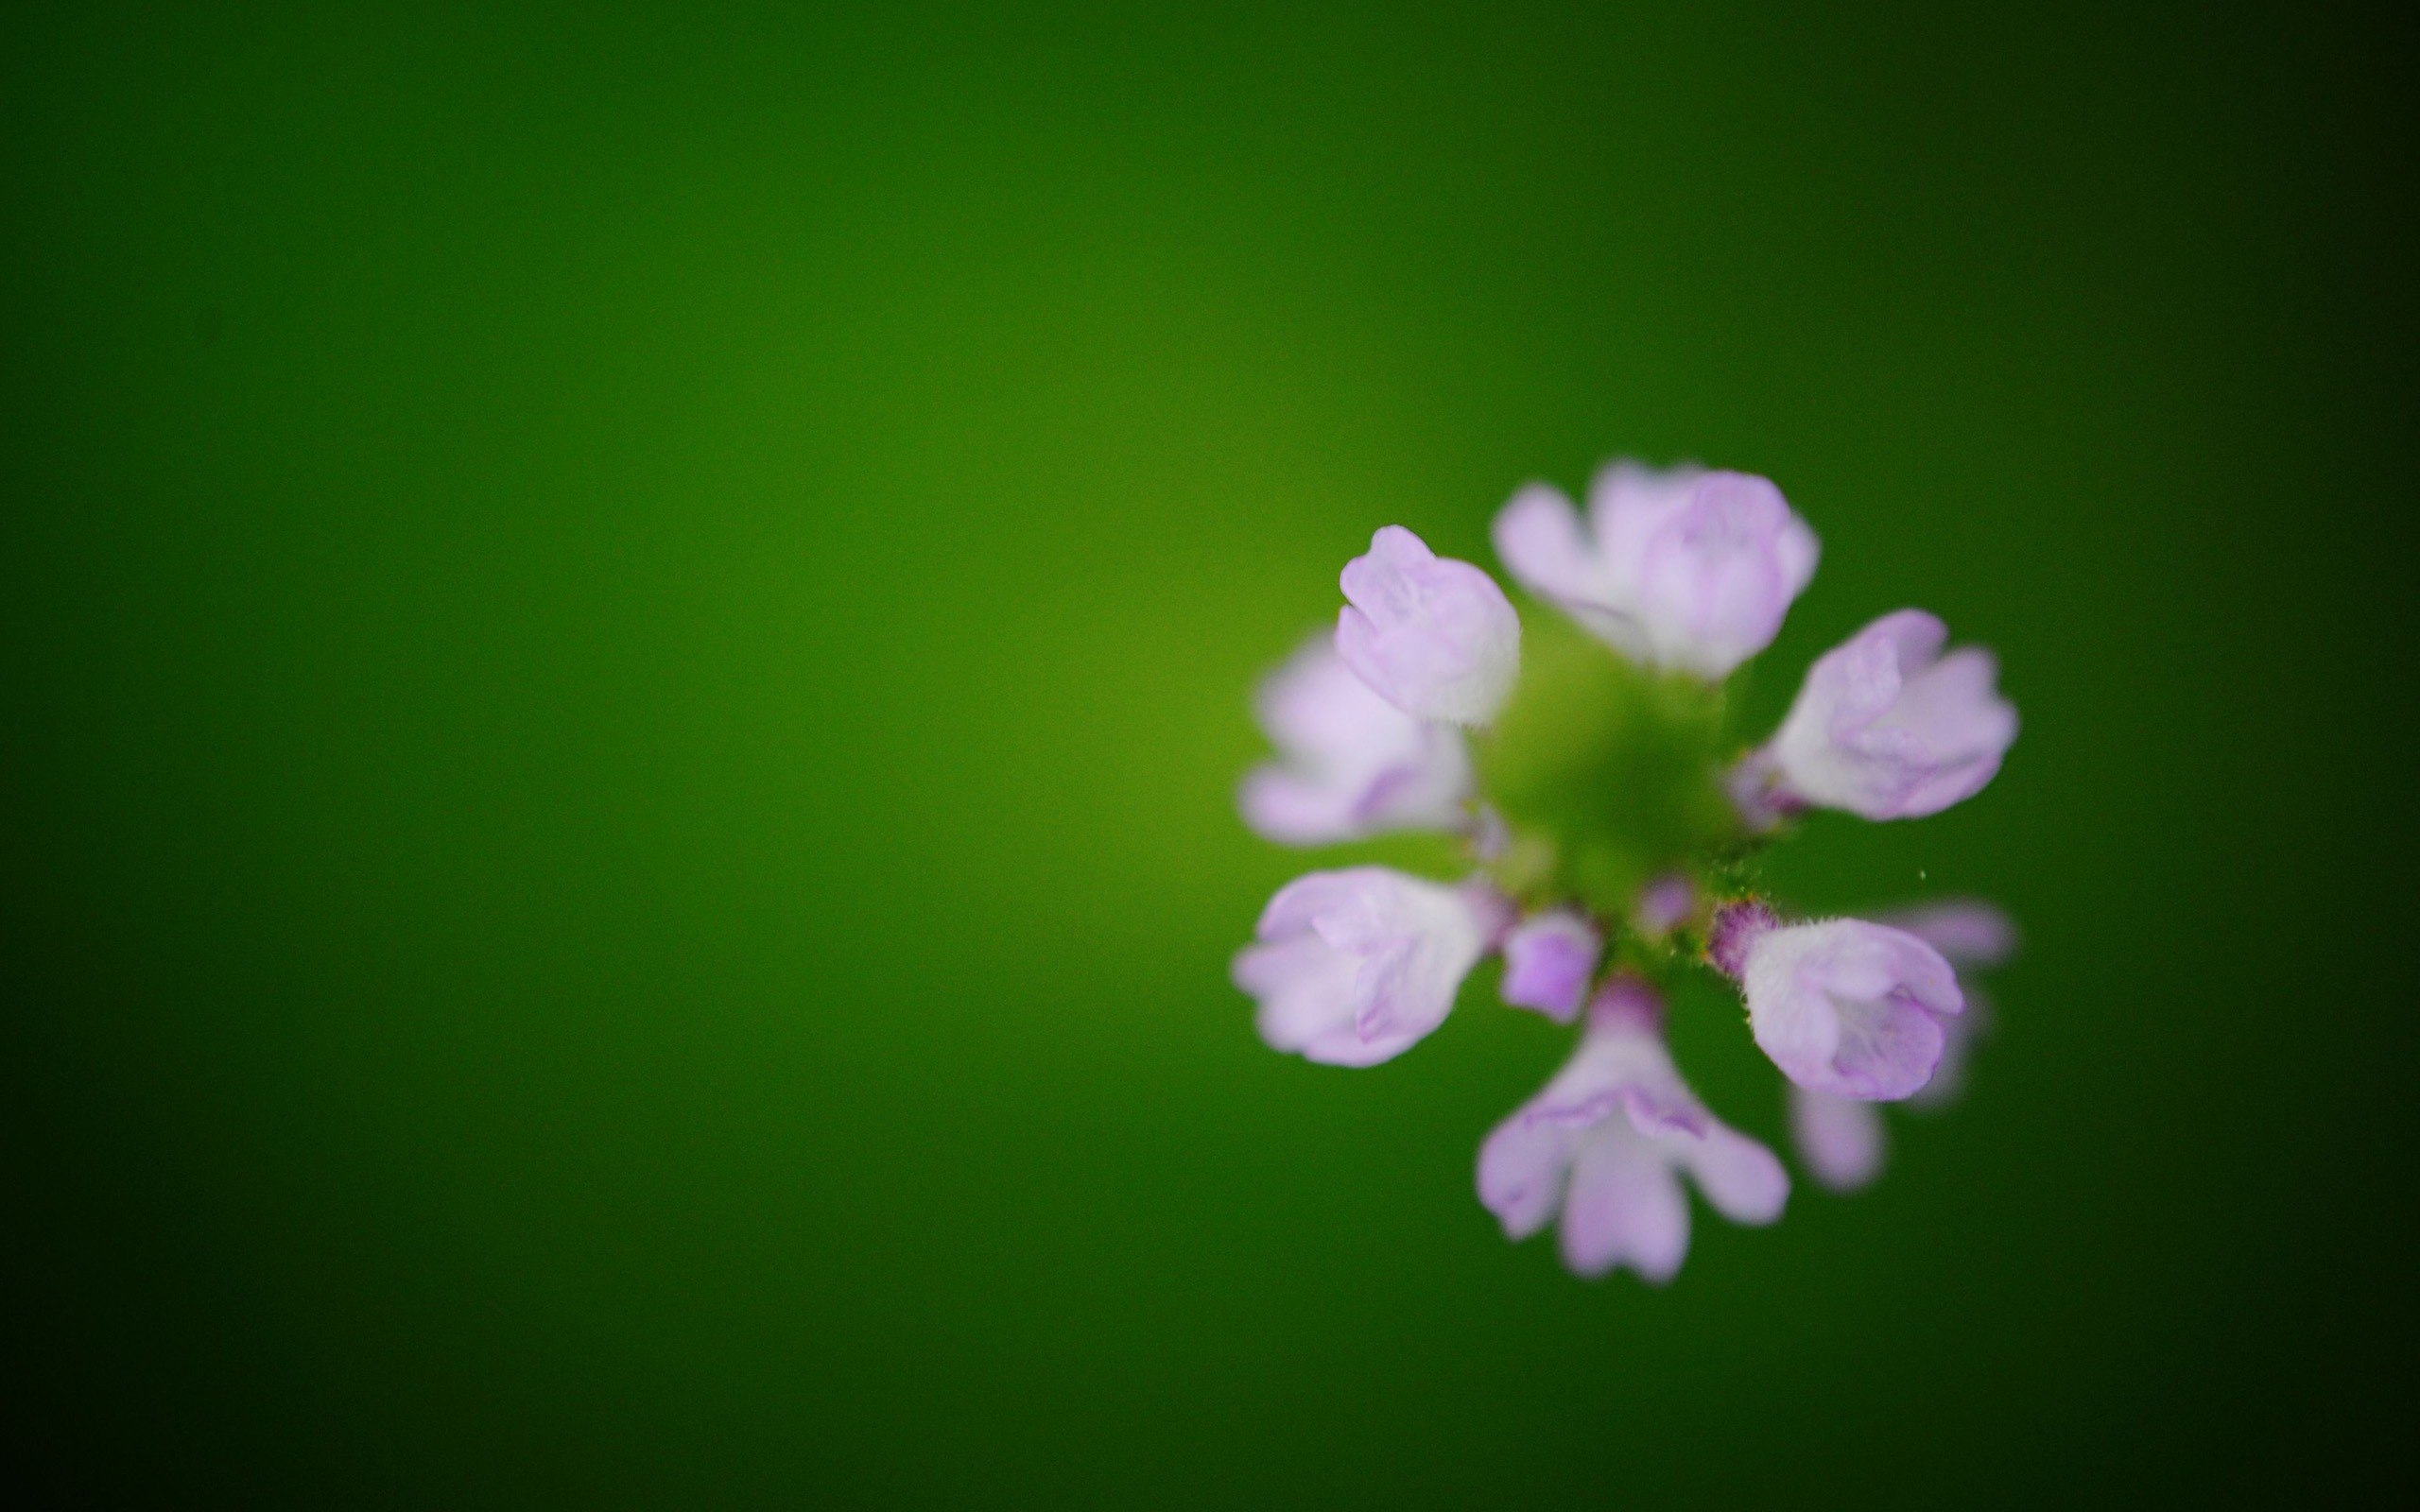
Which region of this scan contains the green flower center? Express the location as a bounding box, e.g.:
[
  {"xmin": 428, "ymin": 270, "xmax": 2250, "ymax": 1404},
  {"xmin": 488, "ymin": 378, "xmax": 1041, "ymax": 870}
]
[{"xmin": 1476, "ymin": 607, "xmax": 1756, "ymax": 915}]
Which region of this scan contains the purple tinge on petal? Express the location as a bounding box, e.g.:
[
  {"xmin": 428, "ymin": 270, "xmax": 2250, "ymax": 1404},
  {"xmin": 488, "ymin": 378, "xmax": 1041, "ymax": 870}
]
[
  {"xmin": 1522, "ymin": 1018, "xmax": 1687, "ymax": 1135},
  {"xmin": 1790, "ymin": 1084, "xmax": 1887, "ymax": 1192},
  {"xmin": 1336, "ymin": 525, "xmax": 1522, "ymax": 726},
  {"xmin": 1761, "ymin": 610, "xmax": 2018, "ymax": 820},
  {"xmin": 1705, "ymin": 899, "xmax": 1779, "ymax": 980},
  {"xmin": 1498, "ymin": 909, "xmax": 1602, "ymax": 1022},
  {"xmin": 1237, "ymin": 634, "xmax": 1475, "ymax": 846},
  {"xmin": 1233, "ymin": 867, "xmax": 1498, "ymax": 1067},
  {"xmin": 1739, "ymin": 918, "xmax": 1963, "ymax": 1101},
  {"xmin": 1585, "ymin": 974, "xmax": 1667, "ymax": 1039}
]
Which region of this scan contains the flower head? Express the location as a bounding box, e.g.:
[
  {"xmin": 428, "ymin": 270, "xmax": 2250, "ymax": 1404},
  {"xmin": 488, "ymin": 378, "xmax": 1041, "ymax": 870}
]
[
  {"xmin": 1478, "ymin": 980, "xmax": 1788, "ymax": 1281},
  {"xmin": 1716, "ymin": 907, "xmax": 1964, "ymax": 1102},
  {"xmin": 1238, "ymin": 635, "xmax": 1474, "ymax": 845},
  {"xmin": 1236, "ymin": 453, "xmax": 2022, "ymax": 1281},
  {"xmin": 1496, "ymin": 908, "xmax": 1602, "ymax": 1022},
  {"xmin": 1746, "ymin": 610, "xmax": 2017, "ymax": 822},
  {"xmin": 1234, "ymin": 867, "xmax": 1510, "ymax": 1067},
  {"xmin": 1492, "ymin": 463, "xmax": 1817, "ymax": 679},
  {"xmin": 1336, "ymin": 526, "xmax": 1521, "ymax": 726}
]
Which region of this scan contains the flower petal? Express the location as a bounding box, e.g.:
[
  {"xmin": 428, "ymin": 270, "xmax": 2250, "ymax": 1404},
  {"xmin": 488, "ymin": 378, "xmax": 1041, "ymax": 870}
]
[
  {"xmin": 1236, "ymin": 867, "xmax": 1499, "ymax": 1067},
  {"xmin": 1477, "ymin": 1110, "xmax": 1580, "ymax": 1241},
  {"xmin": 1560, "ymin": 1123, "xmax": 1690, "ymax": 1282},
  {"xmin": 1498, "ymin": 909, "xmax": 1602, "ymax": 1022},
  {"xmin": 1789, "ymin": 1086, "xmax": 1887, "ymax": 1192},
  {"xmin": 1677, "ymin": 1125, "xmax": 1791, "ymax": 1223},
  {"xmin": 1624, "ymin": 471, "xmax": 1820, "ymax": 678},
  {"xmin": 1491, "ymin": 484, "xmax": 1603, "ymax": 606},
  {"xmin": 1881, "ymin": 900, "xmax": 2017, "ymax": 968}
]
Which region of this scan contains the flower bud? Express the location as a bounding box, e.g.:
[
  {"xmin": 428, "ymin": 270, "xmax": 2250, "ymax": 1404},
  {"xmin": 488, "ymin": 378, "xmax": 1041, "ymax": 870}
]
[
  {"xmin": 1233, "ymin": 868, "xmax": 1511, "ymax": 1067},
  {"xmin": 1336, "ymin": 526, "xmax": 1522, "ymax": 725},
  {"xmin": 1497, "ymin": 909, "xmax": 1602, "ymax": 1022},
  {"xmin": 1754, "ymin": 610, "xmax": 2017, "ymax": 821},
  {"xmin": 1714, "ymin": 907, "xmax": 1965, "ymax": 1102}
]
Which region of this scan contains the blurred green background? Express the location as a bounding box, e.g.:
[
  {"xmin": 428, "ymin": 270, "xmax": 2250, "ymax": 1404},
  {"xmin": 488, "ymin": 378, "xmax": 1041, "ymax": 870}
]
[{"xmin": 6, "ymin": 2, "xmax": 2414, "ymax": 1504}]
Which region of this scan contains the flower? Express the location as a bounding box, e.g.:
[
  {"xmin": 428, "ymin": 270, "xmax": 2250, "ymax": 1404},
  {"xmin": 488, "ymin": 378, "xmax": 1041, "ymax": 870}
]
[
  {"xmin": 1786, "ymin": 900, "xmax": 2016, "ymax": 1189},
  {"xmin": 1491, "ymin": 462, "xmax": 1818, "ymax": 679},
  {"xmin": 1238, "ymin": 635, "xmax": 1474, "ymax": 845},
  {"xmin": 1497, "ymin": 909, "xmax": 1602, "ymax": 1022},
  {"xmin": 1336, "ymin": 525, "xmax": 1522, "ymax": 726},
  {"xmin": 1478, "ymin": 980, "xmax": 1789, "ymax": 1281},
  {"xmin": 1711, "ymin": 905, "xmax": 1964, "ymax": 1102},
  {"xmin": 1739, "ymin": 610, "xmax": 2017, "ymax": 823},
  {"xmin": 1234, "ymin": 867, "xmax": 1511, "ymax": 1067}
]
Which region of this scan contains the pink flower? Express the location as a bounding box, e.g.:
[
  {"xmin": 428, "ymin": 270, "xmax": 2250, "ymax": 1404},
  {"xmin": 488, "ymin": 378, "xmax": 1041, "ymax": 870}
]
[
  {"xmin": 1336, "ymin": 526, "xmax": 1521, "ymax": 726},
  {"xmin": 1234, "ymin": 868, "xmax": 1512, "ymax": 1067},
  {"xmin": 1712, "ymin": 905, "xmax": 1965, "ymax": 1102},
  {"xmin": 1741, "ymin": 610, "xmax": 2017, "ymax": 823},
  {"xmin": 1477, "ymin": 981, "xmax": 1788, "ymax": 1282},
  {"xmin": 1786, "ymin": 900, "xmax": 2016, "ymax": 1188},
  {"xmin": 1492, "ymin": 462, "xmax": 1817, "ymax": 679}
]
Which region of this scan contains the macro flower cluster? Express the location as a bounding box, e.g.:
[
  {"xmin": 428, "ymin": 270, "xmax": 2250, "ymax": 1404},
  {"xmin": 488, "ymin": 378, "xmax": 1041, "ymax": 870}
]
[{"xmin": 1234, "ymin": 461, "xmax": 2018, "ymax": 1282}]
